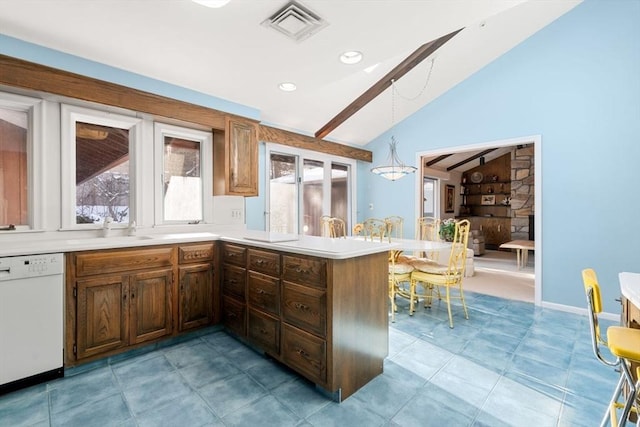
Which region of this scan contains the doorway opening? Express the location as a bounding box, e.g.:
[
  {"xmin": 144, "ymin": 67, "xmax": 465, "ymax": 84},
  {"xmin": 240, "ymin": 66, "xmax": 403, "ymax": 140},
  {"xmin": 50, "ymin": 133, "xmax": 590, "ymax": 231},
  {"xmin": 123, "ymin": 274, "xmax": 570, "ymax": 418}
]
[{"xmin": 415, "ymin": 135, "xmax": 541, "ymax": 305}]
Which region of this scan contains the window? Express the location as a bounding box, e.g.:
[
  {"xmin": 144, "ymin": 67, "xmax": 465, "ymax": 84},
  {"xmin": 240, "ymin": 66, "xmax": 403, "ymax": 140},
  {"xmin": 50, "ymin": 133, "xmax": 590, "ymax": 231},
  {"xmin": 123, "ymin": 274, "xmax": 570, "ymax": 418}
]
[
  {"xmin": 154, "ymin": 123, "xmax": 212, "ymax": 225},
  {"xmin": 0, "ymin": 107, "xmax": 28, "ymax": 226},
  {"xmin": 75, "ymin": 122, "xmax": 131, "ymax": 224},
  {"xmin": 266, "ymin": 144, "xmax": 355, "ymax": 236},
  {"xmin": 422, "ymin": 177, "xmax": 437, "ymax": 217},
  {"xmin": 0, "ymin": 93, "xmax": 42, "ymax": 230},
  {"xmin": 61, "ymin": 104, "xmax": 142, "ymax": 229}
]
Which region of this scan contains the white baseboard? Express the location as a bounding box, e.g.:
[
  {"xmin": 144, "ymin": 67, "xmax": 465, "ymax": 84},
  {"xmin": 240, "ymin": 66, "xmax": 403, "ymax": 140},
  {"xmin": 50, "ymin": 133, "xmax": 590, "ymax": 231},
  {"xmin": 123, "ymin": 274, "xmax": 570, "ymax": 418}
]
[{"xmin": 541, "ymin": 300, "xmax": 621, "ymax": 322}]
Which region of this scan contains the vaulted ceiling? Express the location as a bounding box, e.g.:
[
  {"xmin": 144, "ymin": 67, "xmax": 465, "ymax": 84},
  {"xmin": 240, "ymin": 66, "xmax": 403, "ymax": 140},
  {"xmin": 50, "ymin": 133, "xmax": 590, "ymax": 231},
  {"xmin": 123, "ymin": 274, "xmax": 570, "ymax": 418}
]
[{"xmin": 0, "ymin": 0, "xmax": 581, "ymax": 146}]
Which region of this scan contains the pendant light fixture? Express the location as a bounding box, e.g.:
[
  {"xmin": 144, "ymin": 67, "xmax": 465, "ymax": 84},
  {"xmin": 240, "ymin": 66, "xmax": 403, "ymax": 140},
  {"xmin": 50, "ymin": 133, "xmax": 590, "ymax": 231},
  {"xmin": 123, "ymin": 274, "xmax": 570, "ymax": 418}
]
[
  {"xmin": 370, "ymin": 79, "xmax": 417, "ymax": 181},
  {"xmin": 371, "ymin": 59, "xmax": 435, "ymax": 181}
]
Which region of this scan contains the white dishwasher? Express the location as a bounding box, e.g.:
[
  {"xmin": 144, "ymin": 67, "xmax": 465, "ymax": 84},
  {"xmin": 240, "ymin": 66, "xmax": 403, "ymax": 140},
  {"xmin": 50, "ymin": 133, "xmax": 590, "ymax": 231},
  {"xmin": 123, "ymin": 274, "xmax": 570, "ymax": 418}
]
[{"xmin": 0, "ymin": 253, "xmax": 64, "ymax": 393}]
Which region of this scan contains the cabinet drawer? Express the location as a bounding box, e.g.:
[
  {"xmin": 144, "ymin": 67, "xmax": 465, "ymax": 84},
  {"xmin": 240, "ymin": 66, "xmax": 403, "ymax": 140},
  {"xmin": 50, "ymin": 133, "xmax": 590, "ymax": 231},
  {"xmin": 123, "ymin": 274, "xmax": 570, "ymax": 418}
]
[
  {"xmin": 221, "ymin": 243, "xmax": 246, "ymax": 267},
  {"xmin": 179, "ymin": 243, "xmax": 214, "ymax": 264},
  {"xmin": 282, "ymin": 255, "xmax": 326, "ymax": 289},
  {"xmin": 248, "ymin": 248, "xmax": 280, "ymax": 276},
  {"xmin": 223, "ymin": 296, "xmax": 246, "ymax": 337},
  {"xmin": 282, "ymin": 324, "xmax": 326, "ymax": 383},
  {"xmin": 222, "ymin": 264, "xmax": 246, "ymax": 300},
  {"xmin": 282, "ymin": 282, "xmax": 326, "ymax": 337},
  {"xmin": 248, "ymin": 308, "xmax": 280, "ymax": 355},
  {"xmin": 248, "ymin": 272, "xmax": 279, "ymax": 316},
  {"xmin": 75, "ymin": 247, "xmax": 174, "ymax": 277}
]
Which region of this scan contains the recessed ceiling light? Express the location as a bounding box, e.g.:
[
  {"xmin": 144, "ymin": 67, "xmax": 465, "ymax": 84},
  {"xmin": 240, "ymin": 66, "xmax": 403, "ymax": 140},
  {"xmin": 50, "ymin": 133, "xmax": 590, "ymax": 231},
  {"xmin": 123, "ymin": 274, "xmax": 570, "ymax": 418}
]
[
  {"xmin": 278, "ymin": 82, "xmax": 297, "ymax": 92},
  {"xmin": 191, "ymin": 0, "xmax": 231, "ymax": 8},
  {"xmin": 340, "ymin": 51, "xmax": 363, "ymax": 65}
]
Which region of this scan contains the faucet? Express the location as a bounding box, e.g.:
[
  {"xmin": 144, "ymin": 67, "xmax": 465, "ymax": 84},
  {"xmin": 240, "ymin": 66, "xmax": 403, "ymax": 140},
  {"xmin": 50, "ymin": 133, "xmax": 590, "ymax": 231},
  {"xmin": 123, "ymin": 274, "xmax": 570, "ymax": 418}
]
[{"xmin": 102, "ymin": 217, "xmax": 113, "ymax": 237}]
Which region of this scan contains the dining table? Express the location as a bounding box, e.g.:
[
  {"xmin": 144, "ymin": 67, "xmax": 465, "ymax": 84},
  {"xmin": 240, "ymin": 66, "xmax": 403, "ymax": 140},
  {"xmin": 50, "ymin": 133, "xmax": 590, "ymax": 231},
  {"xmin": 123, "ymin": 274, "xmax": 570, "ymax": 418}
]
[{"xmin": 348, "ymin": 236, "xmax": 452, "ymax": 258}]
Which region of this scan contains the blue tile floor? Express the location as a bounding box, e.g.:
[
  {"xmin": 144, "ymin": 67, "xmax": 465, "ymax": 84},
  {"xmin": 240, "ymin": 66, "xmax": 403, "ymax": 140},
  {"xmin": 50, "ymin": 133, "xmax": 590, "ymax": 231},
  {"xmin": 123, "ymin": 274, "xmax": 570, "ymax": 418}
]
[{"xmin": 0, "ymin": 291, "xmax": 630, "ymax": 426}]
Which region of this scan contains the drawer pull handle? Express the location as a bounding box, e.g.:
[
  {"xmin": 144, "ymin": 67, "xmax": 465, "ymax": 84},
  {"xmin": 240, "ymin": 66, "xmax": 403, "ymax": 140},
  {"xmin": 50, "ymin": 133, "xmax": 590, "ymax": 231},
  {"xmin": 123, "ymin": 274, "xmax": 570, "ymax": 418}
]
[
  {"xmin": 256, "ymin": 259, "xmax": 265, "ymax": 264},
  {"xmin": 296, "ymin": 348, "xmax": 308, "ymax": 358},
  {"xmin": 256, "ymin": 288, "xmax": 265, "ymax": 294},
  {"xmin": 227, "ymin": 312, "xmax": 236, "ymax": 318},
  {"xmin": 229, "ymin": 279, "xmax": 237, "ymax": 284},
  {"xmin": 295, "ymin": 302, "xmax": 309, "ymax": 311},
  {"xmin": 260, "ymin": 329, "xmax": 269, "ymax": 335},
  {"xmin": 295, "ymin": 268, "xmax": 309, "ymax": 274}
]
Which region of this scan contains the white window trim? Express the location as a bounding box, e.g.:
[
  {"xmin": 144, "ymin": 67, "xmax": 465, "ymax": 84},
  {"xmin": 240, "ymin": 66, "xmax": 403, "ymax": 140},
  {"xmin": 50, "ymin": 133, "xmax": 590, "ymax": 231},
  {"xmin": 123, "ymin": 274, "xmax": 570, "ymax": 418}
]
[
  {"xmin": 0, "ymin": 92, "xmax": 44, "ymax": 231},
  {"xmin": 60, "ymin": 104, "xmax": 142, "ymax": 230},
  {"xmin": 264, "ymin": 143, "xmax": 357, "ymax": 234},
  {"xmin": 153, "ymin": 122, "xmax": 213, "ymax": 226}
]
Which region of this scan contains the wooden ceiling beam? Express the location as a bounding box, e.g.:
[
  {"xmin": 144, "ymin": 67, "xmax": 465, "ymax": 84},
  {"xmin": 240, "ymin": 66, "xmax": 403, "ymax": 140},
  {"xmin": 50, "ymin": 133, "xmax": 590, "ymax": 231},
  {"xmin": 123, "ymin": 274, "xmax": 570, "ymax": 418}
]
[
  {"xmin": 446, "ymin": 148, "xmax": 497, "ymax": 171},
  {"xmin": 314, "ymin": 28, "xmax": 463, "ymax": 140},
  {"xmin": 425, "ymin": 154, "xmax": 453, "ymax": 167}
]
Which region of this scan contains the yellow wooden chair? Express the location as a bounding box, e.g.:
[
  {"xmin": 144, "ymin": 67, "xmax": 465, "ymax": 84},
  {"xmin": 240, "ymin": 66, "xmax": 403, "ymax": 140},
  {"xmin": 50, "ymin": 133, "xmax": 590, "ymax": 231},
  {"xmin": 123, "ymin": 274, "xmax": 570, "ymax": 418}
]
[
  {"xmin": 320, "ymin": 216, "xmax": 347, "ymax": 238},
  {"xmin": 320, "ymin": 215, "xmax": 333, "ymax": 237},
  {"xmin": 384, "ymin": 216, "xmax": 404, "ymax": 239},
  {"xmin": 388, "ymin": 249, "xmax": 414, "ymax": 322},
  {"xmin": 582, "ymin": 268, "xmax": 640, "ymax": 427},
  {"xmin": 360, "ymin": 218, "xmax": 412, "ymax": 321},
  {"xmin": 362, "ymin": 218, "xmax": 389, "ymax": 242},
  {"xmin": 409, "ymin": 219, "xmax": 470, "ymax": 328},
  {"xmin": 415, "ymin": 216, "xmax": 442, "ymax": 260},
  {"xmin": 329, "ymin": 217, "xmax": 346, "ymax": 238}
]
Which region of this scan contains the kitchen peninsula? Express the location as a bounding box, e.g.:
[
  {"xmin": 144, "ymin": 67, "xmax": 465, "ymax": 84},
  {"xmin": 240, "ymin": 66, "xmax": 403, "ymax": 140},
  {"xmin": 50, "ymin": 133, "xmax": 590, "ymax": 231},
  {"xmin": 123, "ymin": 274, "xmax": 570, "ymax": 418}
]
[{"xmin": 1, "ymin": 231, "xmax": 392, "ymax": 402}]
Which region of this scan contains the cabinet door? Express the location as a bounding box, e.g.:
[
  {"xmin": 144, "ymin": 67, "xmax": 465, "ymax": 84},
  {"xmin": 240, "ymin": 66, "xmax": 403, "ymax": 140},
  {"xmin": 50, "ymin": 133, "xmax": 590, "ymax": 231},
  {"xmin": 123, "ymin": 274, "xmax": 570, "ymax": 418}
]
[
  {"xmin": 129, "ymin": 268, "xmax": 173, "ymax": 344},
  {"xmin": 179, "ymin": 263, "xmax": 213, "ymax": 331},
  {"xmin": 482, "ymin": 218, "xmax": 511, "ymax": 246},
  {"xmin": 227, "ymin": 117, "xmax": 258, "ymax": 196},
  {"xmin": 76, "ymin": 275, "xmax": 129, "ymax": 360},
  {"xmin": 214, "ymin": 117, "xmax": 258, "ymax": 196}
]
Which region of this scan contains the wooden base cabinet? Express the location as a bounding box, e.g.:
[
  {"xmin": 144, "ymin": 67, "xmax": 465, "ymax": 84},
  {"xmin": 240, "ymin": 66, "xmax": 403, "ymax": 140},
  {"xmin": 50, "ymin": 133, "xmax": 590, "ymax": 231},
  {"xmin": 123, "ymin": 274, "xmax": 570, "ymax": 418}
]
[
  {"xmin": 220, "ymin": 242, "xmax": 388, "ymax": 401},
  {"xmin": 67, "ymin": 243, "xmax": 217, "ymax": 366},
  {"xmin": 178, "ymin": 242, "xmax": 215, "ymax": 332}
]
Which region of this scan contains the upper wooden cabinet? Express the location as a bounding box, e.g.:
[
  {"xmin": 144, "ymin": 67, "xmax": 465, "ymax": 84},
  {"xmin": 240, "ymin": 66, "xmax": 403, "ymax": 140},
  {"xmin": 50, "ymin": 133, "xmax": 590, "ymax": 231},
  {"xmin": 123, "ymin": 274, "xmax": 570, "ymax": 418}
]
[{"xmin": 214, "ymin": 116, "xmax": 259, "ymax": 196}]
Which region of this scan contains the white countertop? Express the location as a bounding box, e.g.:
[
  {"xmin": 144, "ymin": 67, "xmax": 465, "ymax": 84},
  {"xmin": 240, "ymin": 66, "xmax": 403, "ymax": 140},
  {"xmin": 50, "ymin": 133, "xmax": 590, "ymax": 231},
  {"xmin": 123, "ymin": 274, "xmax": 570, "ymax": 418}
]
[
  {"xmin": 0, "ymin": 230, "xmax": 394, "ymax": 260},
  {"xmin": 222, "ymin": 231, "xmax": 394, "ymax": 259},
  {"xmin": 620, "ymin": 272, "xmax": 640, "ymax": 308}
]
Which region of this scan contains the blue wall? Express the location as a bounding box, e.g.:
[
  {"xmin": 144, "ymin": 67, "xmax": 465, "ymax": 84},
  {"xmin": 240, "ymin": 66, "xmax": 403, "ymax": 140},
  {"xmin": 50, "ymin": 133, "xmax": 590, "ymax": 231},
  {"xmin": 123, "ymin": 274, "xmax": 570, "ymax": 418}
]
[{"xmin": 361, "ymin": 0, "xmax": 640, "ymax": 312}]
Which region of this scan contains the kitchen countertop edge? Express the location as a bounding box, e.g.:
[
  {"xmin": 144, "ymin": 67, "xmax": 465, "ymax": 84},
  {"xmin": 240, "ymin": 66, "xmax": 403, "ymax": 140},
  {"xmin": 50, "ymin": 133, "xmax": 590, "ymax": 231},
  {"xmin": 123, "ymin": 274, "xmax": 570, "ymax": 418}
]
[{"xmin": 0, "ymin": 232, "xmax": 394, "ymax": 260}]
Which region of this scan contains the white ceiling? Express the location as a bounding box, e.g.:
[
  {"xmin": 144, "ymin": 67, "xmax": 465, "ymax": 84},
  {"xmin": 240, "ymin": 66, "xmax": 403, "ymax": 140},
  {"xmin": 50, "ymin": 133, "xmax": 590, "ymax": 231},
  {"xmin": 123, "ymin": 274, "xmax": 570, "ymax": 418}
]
[{"xmin": 0, "ymin": 0, "xmax": 581, "ymax": 147}]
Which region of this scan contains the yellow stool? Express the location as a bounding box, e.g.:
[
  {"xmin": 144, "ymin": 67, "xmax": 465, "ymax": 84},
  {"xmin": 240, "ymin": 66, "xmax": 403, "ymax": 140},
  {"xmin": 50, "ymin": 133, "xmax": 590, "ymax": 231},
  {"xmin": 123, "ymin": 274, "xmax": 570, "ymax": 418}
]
[{"xmin": 582, "ymin": 268, "xmax": 640, "ymax": 427}]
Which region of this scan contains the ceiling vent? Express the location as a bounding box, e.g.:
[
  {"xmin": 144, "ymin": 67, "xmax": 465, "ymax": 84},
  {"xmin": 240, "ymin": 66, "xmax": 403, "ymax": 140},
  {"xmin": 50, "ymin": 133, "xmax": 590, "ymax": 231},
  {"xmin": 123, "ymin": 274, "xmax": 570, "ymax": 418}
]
[{"xmin": 262, "ymin": 1, "xmax": 328, "ymax": 42}]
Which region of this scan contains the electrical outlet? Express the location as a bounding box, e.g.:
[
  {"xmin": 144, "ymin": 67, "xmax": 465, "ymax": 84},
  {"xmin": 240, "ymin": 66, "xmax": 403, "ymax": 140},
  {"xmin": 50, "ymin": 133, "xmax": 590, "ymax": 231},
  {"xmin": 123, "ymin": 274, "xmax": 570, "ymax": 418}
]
[
  {"xmin": 231, "ymin": 209, "xmax": 242, "ymax": 219},
  {"xmin": 369, "ymin": 203, "xmax": 374, "ymax": 210}
]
